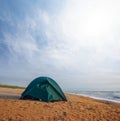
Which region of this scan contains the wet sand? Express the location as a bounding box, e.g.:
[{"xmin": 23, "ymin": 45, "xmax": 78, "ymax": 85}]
[{"xmin": 0, "ymin": 87, "xmax": 120, "ymax": 121}]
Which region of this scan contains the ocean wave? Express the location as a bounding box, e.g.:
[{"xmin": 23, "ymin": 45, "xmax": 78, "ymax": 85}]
[{"xmin": 70, "ymin": 91, "xmax": 120, "ymax": 103}]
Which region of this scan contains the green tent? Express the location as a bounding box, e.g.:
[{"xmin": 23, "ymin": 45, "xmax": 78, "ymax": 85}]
[{"xmin": 20, "ymin": 77, "xmax": 67, "ymax": 102}]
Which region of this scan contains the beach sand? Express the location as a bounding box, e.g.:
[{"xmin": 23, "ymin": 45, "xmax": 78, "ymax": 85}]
[{"xmin": 0, "ymin": 87, "xmax": 120, "ymax": 121}]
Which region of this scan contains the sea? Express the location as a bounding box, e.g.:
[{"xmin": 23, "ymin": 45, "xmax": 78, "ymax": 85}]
[{"xmin": 69, "ymin": 91, "xmax": 120, "ymax": 103}]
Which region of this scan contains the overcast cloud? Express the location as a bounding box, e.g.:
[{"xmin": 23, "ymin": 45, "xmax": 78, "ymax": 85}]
[{"xmin": 0, "ymin": 0, "xmax": 120, "ymax": 91}]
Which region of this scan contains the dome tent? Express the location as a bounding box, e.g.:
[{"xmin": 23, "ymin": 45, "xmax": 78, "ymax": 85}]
[{"xmin": 20, "ymin": 77, "xmax": 67, "ymax": 102}]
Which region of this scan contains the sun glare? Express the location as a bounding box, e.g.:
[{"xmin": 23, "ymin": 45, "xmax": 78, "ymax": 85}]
[
  {"xmin": 61, "ymin": 5, "xmax": 112, "ymax": 41},
  {"xmin": 84, "ymin": 10, "xmax": 110, "ymax": 37}
]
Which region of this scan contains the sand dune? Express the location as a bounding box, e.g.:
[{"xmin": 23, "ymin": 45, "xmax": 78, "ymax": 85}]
[{"xmin": 0, "ymin": 87, "xmax": 120, "ymax": 121}]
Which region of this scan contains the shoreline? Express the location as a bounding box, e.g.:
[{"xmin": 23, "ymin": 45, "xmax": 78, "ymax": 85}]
[
  {"xmin": 69, "ymin": 92, "xmax": 120, "ymax": 104},
  {"xmin": 0, "ymin": 87, "xmax": 120, "ymax": 121}
]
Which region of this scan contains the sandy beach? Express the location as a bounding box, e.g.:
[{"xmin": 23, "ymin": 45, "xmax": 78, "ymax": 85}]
[{"xmin": 0, "ymin": 87, "xmax": 120, "ymax": 121}]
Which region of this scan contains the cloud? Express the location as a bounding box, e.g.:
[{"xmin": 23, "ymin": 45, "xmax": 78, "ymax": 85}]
[{"xmin": 0, "ymin": 0, "xmax": 120, "ymax": 90}]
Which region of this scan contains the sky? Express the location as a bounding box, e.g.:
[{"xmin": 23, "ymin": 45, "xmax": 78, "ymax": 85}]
[{"xmin": 0, "ymin": 0, "xmax": 120, "ymax": 91}]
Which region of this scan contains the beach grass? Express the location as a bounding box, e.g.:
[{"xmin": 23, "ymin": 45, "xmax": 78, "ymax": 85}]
[{"xmin": 0, "ymin": 84, "xmax": 25, "ymax": 89}]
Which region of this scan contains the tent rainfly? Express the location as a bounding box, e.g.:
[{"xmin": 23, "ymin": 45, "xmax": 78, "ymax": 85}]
[{"xmin": 20, "ymin": 77, "xmax": 67, "ymax": 102}]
